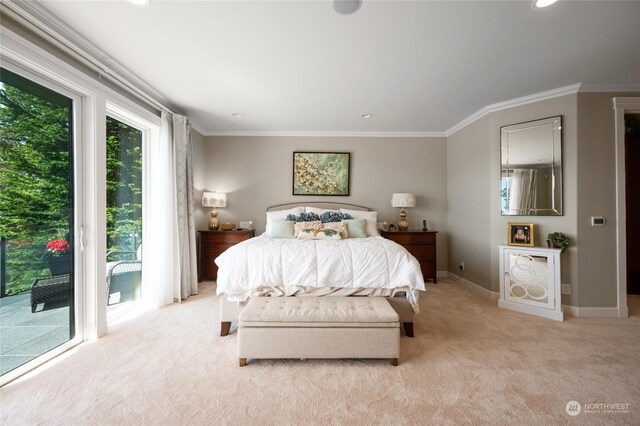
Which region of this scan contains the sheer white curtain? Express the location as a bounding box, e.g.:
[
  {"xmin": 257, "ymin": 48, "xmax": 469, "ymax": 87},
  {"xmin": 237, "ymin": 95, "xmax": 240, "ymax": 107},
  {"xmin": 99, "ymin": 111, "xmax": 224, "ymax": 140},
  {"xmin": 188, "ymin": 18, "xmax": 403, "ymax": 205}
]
[
  {"xmin": 143, "ymin": 111, "xmax": 198, "ymax": 308},
  {"xmin": 173, "ymin": 114, "xmax": 198, "ymax": 300},
  {"xmin": 144, "ymin": 111, "xmax": 179, "ymax": 308}
]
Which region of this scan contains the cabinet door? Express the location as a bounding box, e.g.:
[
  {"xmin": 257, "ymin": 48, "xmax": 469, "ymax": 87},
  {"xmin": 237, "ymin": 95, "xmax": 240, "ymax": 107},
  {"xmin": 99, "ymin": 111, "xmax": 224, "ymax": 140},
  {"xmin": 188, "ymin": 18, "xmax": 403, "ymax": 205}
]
[{"xmin": 503, "ymin": 251, "xmax": 555, "ymax": 310}]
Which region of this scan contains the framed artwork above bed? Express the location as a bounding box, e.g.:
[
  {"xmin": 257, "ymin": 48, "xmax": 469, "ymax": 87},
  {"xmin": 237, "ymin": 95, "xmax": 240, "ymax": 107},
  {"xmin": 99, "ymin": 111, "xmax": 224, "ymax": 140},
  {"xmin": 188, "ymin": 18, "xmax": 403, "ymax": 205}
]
[{"xmin": 292, "ymin": 152, "xmax": 350, "ymax": 196}]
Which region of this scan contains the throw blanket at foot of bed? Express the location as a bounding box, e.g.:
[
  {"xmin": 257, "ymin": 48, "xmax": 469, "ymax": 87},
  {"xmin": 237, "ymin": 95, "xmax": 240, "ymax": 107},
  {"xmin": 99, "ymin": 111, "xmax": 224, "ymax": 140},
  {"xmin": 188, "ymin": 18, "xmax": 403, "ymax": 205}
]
[{"xmin": 238, "ymin": 296, "xmax": 400, "ymax": 366}]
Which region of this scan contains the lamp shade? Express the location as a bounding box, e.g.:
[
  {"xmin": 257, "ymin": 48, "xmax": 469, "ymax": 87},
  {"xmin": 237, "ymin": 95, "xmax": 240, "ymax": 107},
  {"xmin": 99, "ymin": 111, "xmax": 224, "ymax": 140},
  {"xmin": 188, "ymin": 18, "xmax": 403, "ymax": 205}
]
[
  {"xmin": 391, "ymin": 193, "xmax": 416, "ymax": 208},
  {"xmin": 202, "ymin": 192, "xmax": 227, "ymax": 208}
]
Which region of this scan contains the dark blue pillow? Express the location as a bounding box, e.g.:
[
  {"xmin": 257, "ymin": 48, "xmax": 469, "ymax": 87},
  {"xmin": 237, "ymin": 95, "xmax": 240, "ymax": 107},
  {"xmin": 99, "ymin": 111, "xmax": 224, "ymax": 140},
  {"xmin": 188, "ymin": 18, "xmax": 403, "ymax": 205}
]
[
  {"xmin": 319, "ymin": 211, "xmax": 353, "ymax": 223},
  {"xmin": 286, "ymin": 212, "xmax": 321, "ymax": 222}
]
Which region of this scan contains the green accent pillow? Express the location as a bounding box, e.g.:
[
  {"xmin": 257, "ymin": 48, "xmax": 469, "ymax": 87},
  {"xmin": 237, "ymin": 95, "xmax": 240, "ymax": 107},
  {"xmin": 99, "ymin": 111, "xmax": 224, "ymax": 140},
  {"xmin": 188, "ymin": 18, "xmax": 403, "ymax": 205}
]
[
  {"xmin": 269, "ymin": 220, "xmax": 295, "ymax": 238},
  {"xmin": 343, "ymin": 219, "xmax": 367, "ymax": 238}
]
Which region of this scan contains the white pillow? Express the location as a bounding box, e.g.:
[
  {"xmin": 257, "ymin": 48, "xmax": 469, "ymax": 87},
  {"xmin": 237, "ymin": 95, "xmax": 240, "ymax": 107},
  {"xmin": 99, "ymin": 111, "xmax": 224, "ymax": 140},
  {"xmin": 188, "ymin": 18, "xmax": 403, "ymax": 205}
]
[
  {"xmin": 265, "ymin": 207, "xmax": 304, "ymax": 235},
  {"xmin": 304, "ymin": 206, "xmax": 337, "ymax": 215},
  {"xmin": 340, "ymin": 209, "xmax": 379, "ymax": 237}
]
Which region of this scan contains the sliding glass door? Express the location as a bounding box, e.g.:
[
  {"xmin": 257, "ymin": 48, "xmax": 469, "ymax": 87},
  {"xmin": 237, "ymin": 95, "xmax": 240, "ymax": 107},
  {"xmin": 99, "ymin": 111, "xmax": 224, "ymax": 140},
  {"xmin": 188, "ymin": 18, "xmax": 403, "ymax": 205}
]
[{"xmin": 0, "ymin": 68, "xmax": 76, "ymax": 377}]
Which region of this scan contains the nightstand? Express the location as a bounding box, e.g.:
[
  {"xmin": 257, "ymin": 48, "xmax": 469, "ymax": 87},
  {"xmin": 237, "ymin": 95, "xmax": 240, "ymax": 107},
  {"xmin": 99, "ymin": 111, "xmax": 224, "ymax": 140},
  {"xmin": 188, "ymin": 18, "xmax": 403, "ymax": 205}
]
[
  {"xmin": 197, "ymin": 229, "xmax": 255, "ymax": 282},
  {"xmin": 380, "ymin": 230, "xmax": 438, "ymax": 283}
]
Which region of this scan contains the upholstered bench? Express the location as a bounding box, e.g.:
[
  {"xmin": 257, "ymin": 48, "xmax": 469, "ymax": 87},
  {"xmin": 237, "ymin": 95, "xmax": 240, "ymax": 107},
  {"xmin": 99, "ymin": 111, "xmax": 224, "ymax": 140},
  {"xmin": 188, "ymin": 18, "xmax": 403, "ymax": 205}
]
[{"xmin": 238, "ymin": 296, "xmax": 400, "ymax": 366}]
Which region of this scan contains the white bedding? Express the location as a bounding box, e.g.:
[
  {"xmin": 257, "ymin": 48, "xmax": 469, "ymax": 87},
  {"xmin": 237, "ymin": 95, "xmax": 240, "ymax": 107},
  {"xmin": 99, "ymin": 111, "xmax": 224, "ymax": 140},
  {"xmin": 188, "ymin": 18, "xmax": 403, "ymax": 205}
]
[{"xmin": 215, "ymin": 234, "xmax": 426, "ymax": 312}]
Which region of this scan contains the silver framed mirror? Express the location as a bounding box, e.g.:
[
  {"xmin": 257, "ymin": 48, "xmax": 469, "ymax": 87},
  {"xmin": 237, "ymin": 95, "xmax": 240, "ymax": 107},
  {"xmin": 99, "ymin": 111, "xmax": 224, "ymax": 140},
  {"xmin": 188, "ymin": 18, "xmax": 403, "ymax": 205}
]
[{"xmin": 501, "ymin": 116, "xmax": 562, "ymax": 216}]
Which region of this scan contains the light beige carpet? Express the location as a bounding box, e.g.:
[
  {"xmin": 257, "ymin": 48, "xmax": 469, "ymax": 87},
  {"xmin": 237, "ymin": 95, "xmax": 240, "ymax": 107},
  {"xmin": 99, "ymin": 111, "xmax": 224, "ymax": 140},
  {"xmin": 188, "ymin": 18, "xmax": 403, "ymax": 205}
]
[{"xmin": 2, "ymin": 279, "xmax": 639, "ymax": 425}]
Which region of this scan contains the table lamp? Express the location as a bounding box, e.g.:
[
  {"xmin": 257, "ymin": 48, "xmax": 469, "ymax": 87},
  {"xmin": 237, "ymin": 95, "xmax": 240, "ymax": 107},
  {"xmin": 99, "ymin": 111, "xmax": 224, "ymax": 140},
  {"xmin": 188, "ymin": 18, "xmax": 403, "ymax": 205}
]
[
  {"xmin": 202, "ymin": 192, "xmax": 227, "ymax": 230},
  {"xmin": 391, "ymin": 193, "xmax": 416, "ymax": 232}
]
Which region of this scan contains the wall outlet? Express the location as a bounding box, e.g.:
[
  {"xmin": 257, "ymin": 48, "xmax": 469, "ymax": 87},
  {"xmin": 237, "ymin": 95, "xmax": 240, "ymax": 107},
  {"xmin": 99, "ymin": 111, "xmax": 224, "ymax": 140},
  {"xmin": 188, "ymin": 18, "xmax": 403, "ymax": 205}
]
[
  {"xmin": 561, "ymin": 283, "xmax": 571, "ymax": 295},
  {"xmin": 459, "ymin": 261, "xmax": 465, "ymax": 271}
]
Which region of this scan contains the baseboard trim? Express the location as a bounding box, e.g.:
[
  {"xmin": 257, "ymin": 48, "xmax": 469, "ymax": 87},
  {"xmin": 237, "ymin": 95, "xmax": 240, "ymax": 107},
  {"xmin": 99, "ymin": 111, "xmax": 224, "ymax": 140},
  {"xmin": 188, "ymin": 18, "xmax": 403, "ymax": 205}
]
[
  {"xmin": 562, "ymin": 305, "xmax": 620, "ymax": 318},
  {"xmin": 446, "ymin": 272, "xmax": 499, "ymax": 301}
]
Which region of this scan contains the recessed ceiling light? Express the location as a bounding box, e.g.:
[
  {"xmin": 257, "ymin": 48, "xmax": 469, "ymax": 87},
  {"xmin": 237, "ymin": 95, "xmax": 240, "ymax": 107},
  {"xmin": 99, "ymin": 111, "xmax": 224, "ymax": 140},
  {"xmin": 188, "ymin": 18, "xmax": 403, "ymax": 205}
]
[
  {"xmin": 533, "ymin": 0, "xmax": 558, "ymax": 8},
  {"xmin": 333, "ymin": 0, "xmax": 362, "ymax": 15},
  {"xmin": 360, "ymin": 113, "xmax": 373, "ymax": 119},
  {"xmin": 129, "ymin": 0, "xmax": 150, "ymax": 6},
  {"xmin": 232, "ymin": 113, "xmax": 243, "ymax": 118}
]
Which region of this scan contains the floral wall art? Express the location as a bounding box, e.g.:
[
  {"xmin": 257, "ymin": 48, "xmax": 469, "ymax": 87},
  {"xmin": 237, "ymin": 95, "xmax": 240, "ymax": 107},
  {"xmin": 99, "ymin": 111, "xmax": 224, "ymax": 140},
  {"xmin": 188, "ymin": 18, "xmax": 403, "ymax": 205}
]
[{"xmin": 292, "ymin": 152, "xmax": 350, "ymax": 196}]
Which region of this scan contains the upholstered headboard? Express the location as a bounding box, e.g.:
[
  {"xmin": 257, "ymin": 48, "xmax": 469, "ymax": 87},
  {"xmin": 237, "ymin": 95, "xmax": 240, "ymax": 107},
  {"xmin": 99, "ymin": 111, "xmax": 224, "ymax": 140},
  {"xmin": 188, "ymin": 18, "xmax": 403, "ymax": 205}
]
[{"xmin": 266, "ymin": 202, "xmax": 371, "ymax": 212}]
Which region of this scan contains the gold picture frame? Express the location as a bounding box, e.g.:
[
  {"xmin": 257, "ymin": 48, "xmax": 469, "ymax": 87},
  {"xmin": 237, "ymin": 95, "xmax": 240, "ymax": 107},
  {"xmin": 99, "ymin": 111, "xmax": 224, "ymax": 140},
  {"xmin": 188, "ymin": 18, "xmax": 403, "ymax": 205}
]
[{"xmin": 508, "ymin": 222, "xmax": 534, "ymax": 247}]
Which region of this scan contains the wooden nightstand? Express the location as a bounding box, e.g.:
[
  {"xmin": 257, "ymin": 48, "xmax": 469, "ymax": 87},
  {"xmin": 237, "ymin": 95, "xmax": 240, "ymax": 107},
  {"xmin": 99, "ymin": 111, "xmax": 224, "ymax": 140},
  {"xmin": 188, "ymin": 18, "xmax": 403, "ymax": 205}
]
[
  {"xmin": 380, "ymin": 230, "xmax": 438, "ymax": 283},
  {"xmin": 197, "ymin": 229, "xmax": 255, "ymax": 282}
]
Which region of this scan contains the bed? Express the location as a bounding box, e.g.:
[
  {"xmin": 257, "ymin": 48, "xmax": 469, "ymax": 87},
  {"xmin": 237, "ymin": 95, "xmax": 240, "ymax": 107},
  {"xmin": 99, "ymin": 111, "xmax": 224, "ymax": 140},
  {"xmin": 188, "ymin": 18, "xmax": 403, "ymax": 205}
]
[{"xmin": 215, "ymin": 202, "xmax": 426, "ymax": 336}]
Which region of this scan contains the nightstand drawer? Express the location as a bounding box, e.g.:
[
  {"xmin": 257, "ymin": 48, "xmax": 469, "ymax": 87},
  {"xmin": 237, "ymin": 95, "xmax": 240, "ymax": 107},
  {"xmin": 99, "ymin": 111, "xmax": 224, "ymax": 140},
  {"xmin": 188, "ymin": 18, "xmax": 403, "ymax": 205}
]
[{"xmin": 384, "ymin": 232, "xmax": 435, "ymax": 246}]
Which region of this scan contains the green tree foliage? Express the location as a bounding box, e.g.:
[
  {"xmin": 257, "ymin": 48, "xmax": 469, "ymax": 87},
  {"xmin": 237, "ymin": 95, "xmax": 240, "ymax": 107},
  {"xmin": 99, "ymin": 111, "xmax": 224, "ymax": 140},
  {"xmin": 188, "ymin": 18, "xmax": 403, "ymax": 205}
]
[
  {"xmin": 106, "ymin": 117, "xmax": 142, "ymax": 254},
  {"xmin": 0, "ymin": 81, "xmax": 71, "ymax": 294},
  {"xmin": 0, "ymin": 78, "xmax": 143, "ymax": 295}
]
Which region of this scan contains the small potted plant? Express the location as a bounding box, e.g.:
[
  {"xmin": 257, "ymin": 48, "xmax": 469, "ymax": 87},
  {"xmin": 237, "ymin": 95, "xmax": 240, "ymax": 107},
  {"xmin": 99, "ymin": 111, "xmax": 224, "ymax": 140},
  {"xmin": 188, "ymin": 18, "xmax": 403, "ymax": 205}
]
[
  {"xmin": 44, "ymin": 238, "xmax": 71, "ymax": 276},
  {"xmin": 547, "ymin": 232, "xmax": 570, "ymax": 253}
]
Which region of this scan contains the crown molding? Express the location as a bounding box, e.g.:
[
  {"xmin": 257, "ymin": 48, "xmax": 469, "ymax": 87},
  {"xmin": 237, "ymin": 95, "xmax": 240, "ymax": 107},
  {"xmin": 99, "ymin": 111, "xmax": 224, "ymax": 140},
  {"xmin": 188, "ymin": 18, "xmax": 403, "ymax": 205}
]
[
  {"xmin": 445, "ymin": 83, "xmax": 582, "ymax": 136},
  {"xmin": 579, "ymin": 83, "xmax": 640, "ymax": 93},
  {"xmin": 201, "ymin": 130, "xmax": 447, "ymax": 138},
  {"xmin": 2, "ymin": 0, "xmax": 181, "ymax": 115}
]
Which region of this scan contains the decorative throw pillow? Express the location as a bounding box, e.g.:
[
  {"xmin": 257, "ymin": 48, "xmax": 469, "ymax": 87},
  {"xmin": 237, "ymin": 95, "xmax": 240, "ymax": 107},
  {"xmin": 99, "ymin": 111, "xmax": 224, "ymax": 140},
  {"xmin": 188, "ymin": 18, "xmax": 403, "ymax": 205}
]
[
  {"xmin": 296, "ymin": 228, "xmax": 317, "ymax": 240},
  {"xmin": 322, "ymin": 221, "xmax": 348, "ymax": 239},
  {"xmin": 286, "ymin": 212, "xmax": 321, "ymax": 222},
  {"xmin": 294, "ymin": 220, "xmax": 322, "ymax": 238},
  {"xmin": 319, "ymin": 211, "xmax": 353, "ymax": 223},
  {"xmin": 269, "ymin": 220, "xmax": 295, "ymax": 238},
  {"xmin": 315, "ymin": 229, "xmax": 342, "ymax": 240},
  {"xmin": 340, "ymin": 209, "xmax": 379, "ymax": 237},
  {"xmin": 342, "ymin": 219, "xmax": 367, "ymax": 238}
]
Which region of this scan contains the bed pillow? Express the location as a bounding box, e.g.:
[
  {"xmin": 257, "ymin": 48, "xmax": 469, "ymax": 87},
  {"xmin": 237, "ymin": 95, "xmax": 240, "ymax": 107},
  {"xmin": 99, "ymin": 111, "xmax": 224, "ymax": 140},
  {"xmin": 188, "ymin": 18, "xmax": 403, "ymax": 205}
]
[
  {"xmin": 294, "ymin": 220, "xmax": 322, "ymax": 238},
  {"xmin": 305, "ymin": 207, "xmax": 335, "ymax": 216},
  {"xmin": 265, "ymin": 207, "xmax": 304, "ymax": 235},
  {"xmin": 322, "ymin": 221, "xmax": 348, "ymax": 239},
  {"xmin": 342, "ymin": 219, "xmax": 367, "ymax": 238},
  {"xmin": 319, "ymin": 211, "xmax": 352, "ymax": 223},
  {"xmin": 315, "ymin": 228, "xmax": 342, "ymax": 240},
  {"xmin": 296, "ymin": 228, "xmax": 317, "ymax": 240},
  {"xmin": 294, "ymin": 225, "xmax": 343, "ymax": 240},
  {"xmin": 340, "ymin": 209, "xmax": 379, "ymax": 237},
  {"xmin": 286, "ymin": 212, "xmax": 320, "ymax": 222},
  {"xmin": 269, "ymin": 220, "xmax": 295, "ymax": 238}
]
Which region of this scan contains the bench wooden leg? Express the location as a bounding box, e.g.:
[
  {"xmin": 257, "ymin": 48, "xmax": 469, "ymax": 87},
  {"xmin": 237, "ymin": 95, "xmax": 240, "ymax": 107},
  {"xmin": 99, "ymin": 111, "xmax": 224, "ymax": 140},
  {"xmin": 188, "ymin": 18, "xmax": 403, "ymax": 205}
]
[
  {"xmin": 403, "ymin": 322, "xmax": 414, "ymax": 337},
  {"xmin": 391, "ymin": 358, "xmax": 399, "ymax": 366},
  {"xmin": 239, "ymin": 358, "xmax": 247, "ymax": 367},
  {"xmin": 220, "ymin": 321, "xmax": 231, "ymax": 336}
]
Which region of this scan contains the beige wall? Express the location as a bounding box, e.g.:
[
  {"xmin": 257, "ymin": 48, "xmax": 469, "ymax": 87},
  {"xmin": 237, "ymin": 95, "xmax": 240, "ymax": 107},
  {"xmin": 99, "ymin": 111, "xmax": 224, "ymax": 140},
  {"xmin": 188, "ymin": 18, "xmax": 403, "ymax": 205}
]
[
  {"xmin": 448, "ymin": 94, "xmax": 579, "ymax": 305},
  {"xmin": 576, "ymin": 93, "xmax": 624, "ymax": 307},
  {"xmin": 447, "ymin": 91, "xmax": 637, "ymax": 308},
  {"xmin": 197, "ymin": 136, "xmax": 449, "ymax": 270},
  {"xmin": 446, "ymin": 116, "xmax": 492, "ymax": 288}
]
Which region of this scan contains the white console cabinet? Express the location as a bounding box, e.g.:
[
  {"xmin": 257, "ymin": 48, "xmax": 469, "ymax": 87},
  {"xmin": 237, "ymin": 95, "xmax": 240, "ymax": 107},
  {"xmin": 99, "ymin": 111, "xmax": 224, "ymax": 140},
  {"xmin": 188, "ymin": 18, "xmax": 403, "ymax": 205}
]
[{"xmin": 498, "ymin": 245, "xmax": 563, "ymax": 321}]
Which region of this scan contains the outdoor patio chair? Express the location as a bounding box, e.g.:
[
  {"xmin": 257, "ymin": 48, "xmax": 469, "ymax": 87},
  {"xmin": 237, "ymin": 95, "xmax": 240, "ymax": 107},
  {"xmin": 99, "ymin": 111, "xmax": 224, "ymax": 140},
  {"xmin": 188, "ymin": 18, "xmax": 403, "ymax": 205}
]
[{"xmin": 106, "ymin": 246, "xmax": 142, "ymax": 305}]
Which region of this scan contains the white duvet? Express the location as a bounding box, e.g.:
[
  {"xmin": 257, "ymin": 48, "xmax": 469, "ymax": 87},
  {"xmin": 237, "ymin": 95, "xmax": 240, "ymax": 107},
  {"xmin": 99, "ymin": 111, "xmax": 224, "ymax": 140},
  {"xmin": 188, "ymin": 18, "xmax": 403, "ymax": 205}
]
[{"xmin": 215, "ymin": 235, "xmax": 426, "ymax": 311}]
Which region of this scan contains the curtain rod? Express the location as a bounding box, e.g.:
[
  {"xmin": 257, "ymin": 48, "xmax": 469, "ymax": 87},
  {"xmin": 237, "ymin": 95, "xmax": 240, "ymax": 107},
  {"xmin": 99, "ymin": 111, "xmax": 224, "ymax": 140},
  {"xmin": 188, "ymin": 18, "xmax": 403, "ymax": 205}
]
[{"xmin": 1, "ymin": 0, "xmax": 178, "ymax": 116}]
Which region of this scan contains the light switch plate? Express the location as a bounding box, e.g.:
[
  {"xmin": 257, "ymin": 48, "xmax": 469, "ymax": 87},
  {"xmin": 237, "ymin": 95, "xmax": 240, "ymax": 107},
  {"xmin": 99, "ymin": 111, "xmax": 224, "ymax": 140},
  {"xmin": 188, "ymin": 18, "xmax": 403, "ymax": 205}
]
[{"xmin": 561, "ymin": 283, "xmax": 571, "ymax": 295}]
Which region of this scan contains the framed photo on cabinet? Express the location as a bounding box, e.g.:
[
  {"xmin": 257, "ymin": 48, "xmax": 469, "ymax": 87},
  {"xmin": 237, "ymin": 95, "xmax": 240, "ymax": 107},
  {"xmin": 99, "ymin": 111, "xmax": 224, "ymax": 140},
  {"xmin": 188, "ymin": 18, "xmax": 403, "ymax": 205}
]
[{"xmin": 508, "ymin": 222, "xmax": 534, "ymax": 247}]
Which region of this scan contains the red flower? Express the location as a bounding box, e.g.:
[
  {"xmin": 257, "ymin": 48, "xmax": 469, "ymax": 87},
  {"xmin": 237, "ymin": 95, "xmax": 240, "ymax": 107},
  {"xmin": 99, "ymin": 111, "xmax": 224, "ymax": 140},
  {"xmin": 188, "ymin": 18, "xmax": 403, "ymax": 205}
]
[{"xmin": 46, "ymin": 239, "xmax": 70, "ymax": 256}]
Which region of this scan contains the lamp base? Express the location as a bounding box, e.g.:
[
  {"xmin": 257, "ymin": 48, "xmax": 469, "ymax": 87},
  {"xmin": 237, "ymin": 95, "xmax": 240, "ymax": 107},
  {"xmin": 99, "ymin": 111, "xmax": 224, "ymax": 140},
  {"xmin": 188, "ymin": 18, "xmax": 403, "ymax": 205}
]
[
  {"xmin": 209, "ymin": 209, "xmax": 220, "ymax": 230},
  {"xmin": 398, "ymin": 209, "xmax": 409, "ymax": 231}
]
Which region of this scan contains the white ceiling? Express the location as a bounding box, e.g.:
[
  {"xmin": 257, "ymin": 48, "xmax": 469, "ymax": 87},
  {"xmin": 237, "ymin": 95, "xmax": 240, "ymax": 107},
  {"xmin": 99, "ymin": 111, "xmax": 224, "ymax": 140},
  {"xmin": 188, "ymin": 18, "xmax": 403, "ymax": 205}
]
[{"xmin": 36, "ymin": 0, "xmax": 640, "ymax": 135}]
